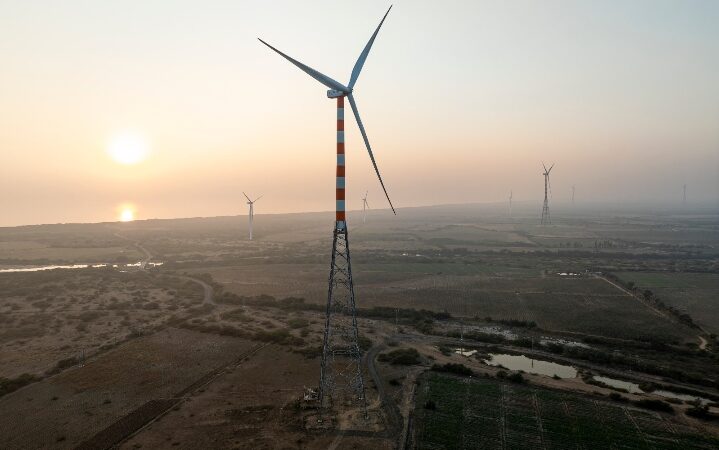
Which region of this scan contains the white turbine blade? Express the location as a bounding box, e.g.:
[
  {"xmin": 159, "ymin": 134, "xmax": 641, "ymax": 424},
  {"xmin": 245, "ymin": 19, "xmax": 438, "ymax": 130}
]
[
  {"xmin": 258, "ymin": 38, "xmax": 348, "ymax": 92},
  {"xmin": 542, "ymin": 162, "xmax": 548, "ymax": 173},
  {"xmin": 548, "ymin": 163, "xmax": 555, "ymax": 174},
  {"xmin": 348, "ymin": 93, "xmax": 396, "ymax": 214},
  {"xmin": 254, "ymin": 195, "xmax": 263, "ymax": 202},
  {"xmin": 348, "ymin": 5, "xmax": 392, "ymax": 89},
  {"xmin": 366, "ymin": 200, "xmax": 370, "ymax": 209},
  {"xmin": 243, "ymin": 192, "xmax": 251, "ymax": 202}
]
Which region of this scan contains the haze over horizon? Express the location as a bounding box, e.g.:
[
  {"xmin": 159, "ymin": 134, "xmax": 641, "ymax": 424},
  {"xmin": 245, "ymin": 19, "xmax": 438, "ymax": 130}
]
[{"xmin": 2, "ymin": 0, "xmax": 718, "ymax": 227}]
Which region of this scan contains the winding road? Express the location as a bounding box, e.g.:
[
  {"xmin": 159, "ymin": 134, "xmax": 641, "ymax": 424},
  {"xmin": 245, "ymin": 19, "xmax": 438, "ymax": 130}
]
[{"xmin": 113, "ymin": 231, "xmax": 214, "ymax": 305}]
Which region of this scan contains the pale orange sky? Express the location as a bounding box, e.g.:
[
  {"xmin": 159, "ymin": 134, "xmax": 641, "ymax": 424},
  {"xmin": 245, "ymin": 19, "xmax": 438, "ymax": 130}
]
[{"xmin": 1, "ymin": 0, "xmax": 718, "ymax": 226}]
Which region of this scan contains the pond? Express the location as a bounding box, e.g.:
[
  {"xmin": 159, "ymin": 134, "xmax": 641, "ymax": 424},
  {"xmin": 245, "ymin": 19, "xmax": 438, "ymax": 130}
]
[
  {"xmin": 592, "ymin": 375, "xmax": 712, "ymax": 404},
  {"xmin": 653, "ymin": 390, "xmax": 711, "ymax": 405},
  {"xmin": 483, "ymin": 353, "xmax": 577, "ymax": 379},
  {"xmin": 592, "ymin": 375, "xmax": 644, "ymax": 394}
]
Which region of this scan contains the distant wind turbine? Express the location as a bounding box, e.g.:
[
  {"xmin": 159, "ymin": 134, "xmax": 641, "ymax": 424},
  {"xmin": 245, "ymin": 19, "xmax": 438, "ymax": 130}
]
[
  {"xmin": 243, "ymin": 192, "xmax": 262, "ymax": 240},
  {"xmin": 362, "ymin": 191, "xmax": 370, "ymax": 223},
  {"xmin": 572, "ymin": 185, "xmax": 575, "ymax": 205},
  {"xmin": 509, "ymin": 190, "xmax": 513, "ymax": 218},
  {"xmin": 541, "ymin": 162, "xmax": 554, "ymax": 225}
]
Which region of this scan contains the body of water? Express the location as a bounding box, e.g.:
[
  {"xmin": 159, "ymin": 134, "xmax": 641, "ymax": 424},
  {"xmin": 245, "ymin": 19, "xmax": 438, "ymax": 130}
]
[
  {"xmin": 592, "ymin": 375, "xmax": 711, "ymax": 404},
  {"xmin": 483, "ymin": 353, "xmax": 577, "ymax": 378},
  {"xmin": 0, "ymin": 262, "xmax": 163, "ymax": 273},
  {"xmin": 593, "ymin": 375, "xmax": 644, "ymax": 394}
]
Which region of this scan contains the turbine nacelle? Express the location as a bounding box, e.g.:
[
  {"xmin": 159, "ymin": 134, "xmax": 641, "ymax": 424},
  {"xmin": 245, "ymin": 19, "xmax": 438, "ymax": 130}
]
[{"xmin": 327, "ymin": 89, "xmax": 348, "ymax": 98}]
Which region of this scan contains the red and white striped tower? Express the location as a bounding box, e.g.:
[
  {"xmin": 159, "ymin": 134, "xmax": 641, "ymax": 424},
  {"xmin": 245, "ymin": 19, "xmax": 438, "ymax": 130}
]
[{"xmin": 336, "ymin": 96, "xmax": 346, "ymax": 228}]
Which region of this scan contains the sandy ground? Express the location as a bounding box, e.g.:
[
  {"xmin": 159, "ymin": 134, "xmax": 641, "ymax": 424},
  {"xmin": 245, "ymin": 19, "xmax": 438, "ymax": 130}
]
[
  {"xmin": 0, "ymin": 328, "xmax": 255, "ymax": 450},
  {"xmin": 121, "ymin": 344, "xmax": 393, "ymax": 450}
]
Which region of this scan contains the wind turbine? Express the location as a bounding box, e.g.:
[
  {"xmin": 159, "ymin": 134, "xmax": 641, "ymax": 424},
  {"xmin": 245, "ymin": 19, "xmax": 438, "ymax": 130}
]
[
  {"xmin": 509, "ymin": 190, "xmax": 513, "ymax": 218},
  {"xmin": 258, "ymin": 6, "xmax": 395, "ymax": 219},
  {"xmin": 541, "ymin": 163, "xmax": 554, "ymax": 225},
  {"xmin": 259, "ymin": 5, "xmax": 396, "ymax": 415},
  {"xmin": 362, "ymin": 191, "xmax": 370, "ymax": 223},
  {"xmin": 243, "ymin": 192, "xmax": 262, "ymax": 240},
  {"xmin": 572, "ymin": 185, "xmax": 575, "ymax": 205}
]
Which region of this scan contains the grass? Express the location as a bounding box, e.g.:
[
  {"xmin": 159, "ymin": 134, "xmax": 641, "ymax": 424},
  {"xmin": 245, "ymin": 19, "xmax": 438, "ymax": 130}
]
[{"xmin": 414, "ymin": 372, "xmax": 719, "ymax": 450}]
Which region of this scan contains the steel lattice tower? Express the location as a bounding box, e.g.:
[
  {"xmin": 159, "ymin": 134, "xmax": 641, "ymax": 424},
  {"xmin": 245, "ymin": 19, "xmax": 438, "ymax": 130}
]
[{"xmin": 318, "ymin": 97, "xmax": 367, "ymax": 416}]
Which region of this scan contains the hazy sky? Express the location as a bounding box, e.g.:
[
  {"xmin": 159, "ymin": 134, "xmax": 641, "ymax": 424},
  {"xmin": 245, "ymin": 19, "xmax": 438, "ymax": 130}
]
[{"xmin": 1, "ymin": 0, "xmax": 718, "ymax": 226}]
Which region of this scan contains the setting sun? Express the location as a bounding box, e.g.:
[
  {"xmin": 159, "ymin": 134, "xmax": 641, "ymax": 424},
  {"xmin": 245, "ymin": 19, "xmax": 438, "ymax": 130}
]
[
  {"xmin": 107, "ymin": 132, "xmax": 149, "ymax": 165},
  {"xmin": 120, "ymin": 208, "xmax": 135, "ymax": 222}
]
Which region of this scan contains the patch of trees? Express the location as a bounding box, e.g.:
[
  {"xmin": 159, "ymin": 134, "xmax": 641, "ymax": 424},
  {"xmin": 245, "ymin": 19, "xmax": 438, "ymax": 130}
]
[
  {"xmin": 447, "ymin": 330, "xmax": 506, "ymax": 344},
  {"xmin": 558, "ymin": 241, "xmax": 585, "ymax": 248},
  {"xmin": 593, "ymin": 240, "xmax": 629, "ymax": 249}
]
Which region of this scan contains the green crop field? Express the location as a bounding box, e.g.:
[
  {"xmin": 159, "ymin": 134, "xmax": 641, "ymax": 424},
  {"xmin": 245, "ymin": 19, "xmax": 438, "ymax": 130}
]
[{"xmin": 414, "ymin": 372, "xmax": 719, "ymax": 450}]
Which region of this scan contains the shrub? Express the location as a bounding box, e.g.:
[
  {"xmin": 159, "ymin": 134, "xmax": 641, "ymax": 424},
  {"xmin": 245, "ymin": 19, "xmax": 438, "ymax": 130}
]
[
  {"xmin": 634, "ymin": 399, "xmax": 673, "ymax": 413},
  {"xmin": 431, "ymin": 363, "xmax": 474, "ymax": 377},
  {"xmin": 287, "ymin": 318, "xmax": 309, "ymax": 329},
  {"xmin": 357, "ymin": 335, "xmax": 372, "ymax": 352},
  {"xmin": 438, "ymin": 344, "xmax": 454, "ymax": 356},
  {"xmin": 506, "ymin": 372, "xmax": 525, "ymax": 383},
  {"xmin": 292, "ymin": 346, "xmax": 322, "ymax": 359},
  {"xmin": 0, "ymin": 373, "xmax": 40, "ymax": 398},
  {"xmin": 253, "ymin": 328, "xmax": 305, "ymax": 346},
  {"xmin": 685, "ymin": 405, "xmax": 714, "ymax": 420},
  {"xmin": 378, "ymin": 348, "xmax": 421, "ymax": 365}
]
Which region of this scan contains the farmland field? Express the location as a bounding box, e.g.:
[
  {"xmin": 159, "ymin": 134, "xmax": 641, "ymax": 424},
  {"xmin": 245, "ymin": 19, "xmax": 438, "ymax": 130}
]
[
  {"xmin": 201, "ymin": 260, "xmax": 694, "ymax": 342},
  {"xmin": 413, "ymin": 372, "xmax": 719, "ymax": 449},
  {"xmin": 615, "ymin": 272, "xmax": 719, "ymax": 334}
]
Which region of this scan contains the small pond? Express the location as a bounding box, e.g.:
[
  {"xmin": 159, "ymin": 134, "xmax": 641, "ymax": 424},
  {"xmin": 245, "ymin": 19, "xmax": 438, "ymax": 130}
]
[{"xmin": 483, "ymin": 353, "xmax": 577, "ymax": 379}]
